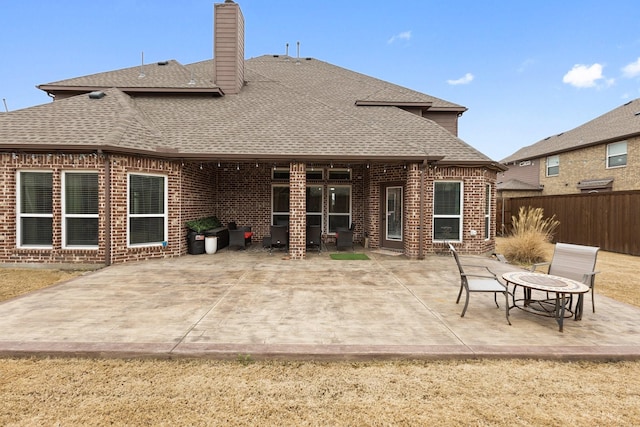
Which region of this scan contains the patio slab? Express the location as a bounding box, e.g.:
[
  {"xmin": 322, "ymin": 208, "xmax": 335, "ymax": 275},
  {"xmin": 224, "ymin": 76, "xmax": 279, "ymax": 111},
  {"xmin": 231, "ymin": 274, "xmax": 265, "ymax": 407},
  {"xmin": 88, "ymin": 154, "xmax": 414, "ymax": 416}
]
[{"xmin": 1, "ymin": 247, "xmax": 639, "ymax": 360}]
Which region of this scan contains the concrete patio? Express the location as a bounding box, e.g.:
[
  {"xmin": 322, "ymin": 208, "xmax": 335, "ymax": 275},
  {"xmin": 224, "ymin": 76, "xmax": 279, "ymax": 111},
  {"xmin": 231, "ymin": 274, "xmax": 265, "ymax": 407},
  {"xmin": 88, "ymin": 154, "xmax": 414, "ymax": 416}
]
[{"xmin": 1, "ymin": 247, "xmax": 639, "ymax": 360}]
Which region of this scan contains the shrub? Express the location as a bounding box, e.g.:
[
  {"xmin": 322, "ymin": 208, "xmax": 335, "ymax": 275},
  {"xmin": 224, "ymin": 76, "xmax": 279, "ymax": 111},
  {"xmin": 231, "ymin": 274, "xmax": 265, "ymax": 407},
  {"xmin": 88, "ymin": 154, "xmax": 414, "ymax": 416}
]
[
  {"xmin": 186, "ymin": 216, "xmax": 222, "ymax": 233},
  {"xmin": 502, "ymin": 207, "xmax": 559, "ymax": 264}
]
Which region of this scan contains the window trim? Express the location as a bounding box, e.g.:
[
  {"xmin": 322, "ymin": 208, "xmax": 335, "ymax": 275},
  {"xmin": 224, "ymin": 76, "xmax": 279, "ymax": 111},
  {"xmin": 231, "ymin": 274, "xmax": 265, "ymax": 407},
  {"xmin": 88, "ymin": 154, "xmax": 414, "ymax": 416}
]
[
  {"xmin": 327, "ymin": 184, "xmax": 352, "ymax": 235},
  {"xmin": 271, "ymin": 184, "xmax": 290, "ymax": 226},
  {"xmin": 328, "ymin": 168, "xmax": 351, "ymax": 181},
  {"xmin": 127, "ymin": 172, "xmax": 168, "ymax": 248},
  {"xmin": 606, "ymin": 141, "xmax": 627, "ymax": 169},
  {"xmin": 17, "ymin": 170, "xmax": 53, "ymax": 248},
  {"xmin": 484, "ymin": 184, "xmax": 491, "ymax": 240},
  {"xmin": 62, "ymin": 171, "xmax": 99, "ymax": 249},
  {"xmin": 546, "ymin": 155, "xmax": 560, "ymax": 177},
  {"xmin": 432, "ymin": 180, "xmax": 463, "ymax": 242},
  {"xmin": 306, "ymin": 185, "xmax": 324, "ymax": 229}
]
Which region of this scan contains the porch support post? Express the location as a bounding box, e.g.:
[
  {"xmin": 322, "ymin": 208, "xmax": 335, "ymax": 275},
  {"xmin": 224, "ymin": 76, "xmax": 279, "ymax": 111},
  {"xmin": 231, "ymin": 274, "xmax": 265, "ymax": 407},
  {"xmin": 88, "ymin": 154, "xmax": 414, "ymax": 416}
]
[
  {"xmin": 289, "ymin": 161, "xmax": 306, "ymax": 259},
  {"xmin": 404, "ymin": 162, "xmax": 422, "ymax": 259}
]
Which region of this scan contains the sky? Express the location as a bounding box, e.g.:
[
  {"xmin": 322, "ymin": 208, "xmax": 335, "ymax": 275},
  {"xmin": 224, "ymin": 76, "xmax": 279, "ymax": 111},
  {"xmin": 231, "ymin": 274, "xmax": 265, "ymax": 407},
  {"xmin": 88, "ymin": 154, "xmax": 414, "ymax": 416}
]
[{"xmin": 1, "ymin": 0, "xmax": 640, "ymax": 161}]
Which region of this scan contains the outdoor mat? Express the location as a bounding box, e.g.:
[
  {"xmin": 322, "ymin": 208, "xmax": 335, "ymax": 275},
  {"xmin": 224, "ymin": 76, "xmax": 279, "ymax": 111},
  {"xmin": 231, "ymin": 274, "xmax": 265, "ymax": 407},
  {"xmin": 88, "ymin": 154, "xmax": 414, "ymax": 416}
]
[{"xmin": 330, "ymin": 253, "xmax": 370, "ymax": 260}]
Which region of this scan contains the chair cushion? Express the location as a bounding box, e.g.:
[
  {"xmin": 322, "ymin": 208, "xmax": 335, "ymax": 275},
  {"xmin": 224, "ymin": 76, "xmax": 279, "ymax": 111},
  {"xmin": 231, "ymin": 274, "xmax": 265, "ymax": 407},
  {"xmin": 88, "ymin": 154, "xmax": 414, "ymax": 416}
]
[{"xmin": 244, "ymin": 231, "xmax": 253, "ymax": 239}]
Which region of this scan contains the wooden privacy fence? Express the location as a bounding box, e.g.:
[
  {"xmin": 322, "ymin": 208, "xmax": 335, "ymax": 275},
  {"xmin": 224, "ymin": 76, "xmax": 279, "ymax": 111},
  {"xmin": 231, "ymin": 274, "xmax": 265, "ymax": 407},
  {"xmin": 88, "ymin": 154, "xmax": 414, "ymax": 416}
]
[{"xmin": 497, "ymin": 190, "xmax": 640, "ymax": 256}]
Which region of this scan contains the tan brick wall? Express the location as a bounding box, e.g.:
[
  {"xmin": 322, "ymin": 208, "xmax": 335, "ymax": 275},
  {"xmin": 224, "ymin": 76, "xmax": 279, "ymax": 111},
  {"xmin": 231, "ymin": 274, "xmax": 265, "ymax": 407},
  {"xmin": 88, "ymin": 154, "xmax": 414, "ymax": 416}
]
[{"xmin": 539, "ymin": 136, "xmax": 639, "ymax": 195}]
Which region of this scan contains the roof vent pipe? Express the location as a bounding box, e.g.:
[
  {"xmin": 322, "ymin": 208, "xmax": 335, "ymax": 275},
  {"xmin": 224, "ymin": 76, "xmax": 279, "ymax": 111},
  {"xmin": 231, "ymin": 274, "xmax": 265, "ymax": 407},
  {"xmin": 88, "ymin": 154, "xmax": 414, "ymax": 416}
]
[
  {"xmin": 296, "ymin": 41, "xmax": 301, "ymax": 65},
  {"xmin": 88, "ymin": 91, "xmax": 106, "ymax": 99}
]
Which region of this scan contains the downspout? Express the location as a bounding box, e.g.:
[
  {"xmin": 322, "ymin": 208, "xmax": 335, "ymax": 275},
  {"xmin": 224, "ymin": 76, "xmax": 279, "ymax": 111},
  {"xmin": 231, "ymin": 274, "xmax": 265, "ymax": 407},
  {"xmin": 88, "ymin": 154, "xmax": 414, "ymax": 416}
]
[
  {"xmin": 418, "ymin": 163, "xmax": 425, "ymax": 260},
  {"xmin": 103, "ymin": 152, "xmax": 111, "ymax": 266}
]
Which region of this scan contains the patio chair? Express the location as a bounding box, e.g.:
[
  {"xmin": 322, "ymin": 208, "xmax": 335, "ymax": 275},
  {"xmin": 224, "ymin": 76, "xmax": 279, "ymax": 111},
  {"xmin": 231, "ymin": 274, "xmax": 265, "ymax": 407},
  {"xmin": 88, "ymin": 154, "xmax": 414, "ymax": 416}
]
[
  {"xmin": 228, "ymin": 222, "xmax": 253, "ymax": 250},
  {"xmin": 531, "ymin": 242, "xmax": 599, "ymax": 314},
  {"xmin": 306, "ymin": 225, "xmax": 322, "ymax": 253},
  {"xmin": 449, "ymin": 243, "xmax": 511, "ymax": 325},
  {"xmin": 336, "ymin": 223, "xmax": 355, "ymax": 251},
  {"xmin": 269, "ymin": 225, "xmax": 288, "ymax": 254}
]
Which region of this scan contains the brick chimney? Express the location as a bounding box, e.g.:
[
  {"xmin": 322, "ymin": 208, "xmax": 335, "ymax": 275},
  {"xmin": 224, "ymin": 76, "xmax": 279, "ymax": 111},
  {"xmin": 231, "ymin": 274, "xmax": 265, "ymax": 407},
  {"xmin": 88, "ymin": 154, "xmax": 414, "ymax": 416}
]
[{"xmin": 214, "ymin": 0, "xmax": 245, "ymax": 95}]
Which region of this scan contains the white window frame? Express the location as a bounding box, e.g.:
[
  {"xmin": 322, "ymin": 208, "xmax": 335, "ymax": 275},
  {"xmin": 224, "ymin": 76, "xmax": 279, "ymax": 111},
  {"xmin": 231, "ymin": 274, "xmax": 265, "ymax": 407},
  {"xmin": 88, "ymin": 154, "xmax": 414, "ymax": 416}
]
[
  {"xmin": 327, "ymin": 185, "xmax": 352, "ymax": 234},
  {"xmin": 271, "ymin": 184, "xmax": 290, "ymax": 226},
  {"xmin": 127, "ymin": 172, "xmax": 168, "ymax": 247},
  {"xmin": 484, "ymin": 184, "xmax": 491, "ymax": 240},
  {"xmin": 546, "ymin": 155, "xmax": 559, "ymax": 177},
  {"xmin": 432, "ymin": 181, "xmax": 463, "ymax": 242},
  {"xmin": 62, "ymin": 171, "xmax": 99, "ymax": 249},
  {"xmin": 17, "ymin": 170, "xmax": 53, "ymax": 248},
  {"xmin": 306, "ymin": 185, "xmax": 324, "ymax": 228},
  {"xmin": 328, "ymin": 168, "xmax": 351, "ymax": 180},
  {"xmin": 607, "ymin": 141, "xmax": 627, "ymax": 168}
]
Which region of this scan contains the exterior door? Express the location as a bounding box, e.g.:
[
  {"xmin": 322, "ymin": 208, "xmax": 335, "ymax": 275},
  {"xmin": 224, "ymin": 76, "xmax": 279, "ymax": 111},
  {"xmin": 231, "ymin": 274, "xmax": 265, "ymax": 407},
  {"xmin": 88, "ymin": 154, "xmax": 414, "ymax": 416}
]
[{"xmin": 381, "ymin": 184, "xmax": 403, "ymax": 250}]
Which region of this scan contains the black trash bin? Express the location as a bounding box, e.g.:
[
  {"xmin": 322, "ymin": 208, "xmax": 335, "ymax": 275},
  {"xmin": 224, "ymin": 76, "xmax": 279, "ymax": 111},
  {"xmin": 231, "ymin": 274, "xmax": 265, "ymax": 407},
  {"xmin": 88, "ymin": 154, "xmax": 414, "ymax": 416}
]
[{"xmin": 187, "ymin": 231, "xmax": 206, "ymax": 255}]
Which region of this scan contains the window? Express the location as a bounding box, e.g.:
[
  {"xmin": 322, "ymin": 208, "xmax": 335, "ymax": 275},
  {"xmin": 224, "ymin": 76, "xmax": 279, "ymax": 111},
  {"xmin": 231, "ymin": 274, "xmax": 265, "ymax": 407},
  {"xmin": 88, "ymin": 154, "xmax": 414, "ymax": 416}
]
[
  {"xmin": 272, "ymin": 167, "xmax": 289, "ymax": 180},
  {"xmin": 306, "ymin": 169, "xmax": 323, "ymax": 180},
  {"xmin": 328, "ymin": 168, "xmax": 351, "ymax": 180},
  {"xmin": 328, "ymin": 185, "xmax": 351, "ymax": 233},
  {"xmin": 18, "ymin": 171, "xmax": 53, "ymax": 246},
  {"xmin": 484, "ymin": 184, "xmax": 491, "ymax": 240},
  {"xmin": 272, "ymin": 185, "xmax": 290, "ymax": 225},
  {"xmin": 273, "ymin": 167, "xmax": 324, "ymax": 180},
  {"xmin": 607, "ymin": 141, "xmax": 627, "ymax": 168},
  {"xmin": 433, "ymin": 181, "xmax": 462, "ymax": 241},
  {"xmin": 306, "ymin": 186, "xmax": 323, "ymax": 227},
  {"xmin": 546, "ymin": 155, "xmax": 559, "ymax": 176},
  {"xmin": 63, "ymin": 172, "xmax": 99, "ymax": 247},
  {"xmin": 128, "ymin": 173, "xmax": 167, "ymax": 246}
]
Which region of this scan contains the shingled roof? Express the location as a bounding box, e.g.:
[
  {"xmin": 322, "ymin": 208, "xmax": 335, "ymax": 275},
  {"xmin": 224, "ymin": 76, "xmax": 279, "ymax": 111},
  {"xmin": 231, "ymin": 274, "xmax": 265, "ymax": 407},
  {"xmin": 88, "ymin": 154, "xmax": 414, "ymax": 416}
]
[
  {"xmin": 501, "ymin": 98, "xmax": 640, "ymax": 163},
  {"xmin": 1, "ymin": 54, "xmax": 500, "ymax": 168}
]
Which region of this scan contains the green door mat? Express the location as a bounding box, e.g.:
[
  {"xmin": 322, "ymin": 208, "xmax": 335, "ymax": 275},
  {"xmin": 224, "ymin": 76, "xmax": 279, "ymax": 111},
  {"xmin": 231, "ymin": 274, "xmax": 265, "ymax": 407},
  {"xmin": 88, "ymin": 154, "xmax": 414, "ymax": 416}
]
[{"xmin": 330, "ymin": 253, "xmax": 370, "ymax": 260}]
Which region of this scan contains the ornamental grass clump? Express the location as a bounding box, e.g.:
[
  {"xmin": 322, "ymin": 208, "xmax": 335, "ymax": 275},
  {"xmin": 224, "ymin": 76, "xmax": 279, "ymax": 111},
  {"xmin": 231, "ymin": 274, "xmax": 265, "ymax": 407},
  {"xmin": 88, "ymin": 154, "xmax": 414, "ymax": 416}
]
[{"xmin": 502, "ymin": 206, "xmax": 559, "ymax": 265}]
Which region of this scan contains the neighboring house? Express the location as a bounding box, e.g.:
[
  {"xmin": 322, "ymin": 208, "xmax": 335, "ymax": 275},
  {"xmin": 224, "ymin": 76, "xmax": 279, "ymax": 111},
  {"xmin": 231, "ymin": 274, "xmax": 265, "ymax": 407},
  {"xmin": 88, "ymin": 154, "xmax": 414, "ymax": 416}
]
[
  {"xmin": 499, "ymin": 98, "xmax": 640, "ymax": 197},
  {"xmin": 0, "ymin": 1, "xmax": 504, "ymax": 265}
]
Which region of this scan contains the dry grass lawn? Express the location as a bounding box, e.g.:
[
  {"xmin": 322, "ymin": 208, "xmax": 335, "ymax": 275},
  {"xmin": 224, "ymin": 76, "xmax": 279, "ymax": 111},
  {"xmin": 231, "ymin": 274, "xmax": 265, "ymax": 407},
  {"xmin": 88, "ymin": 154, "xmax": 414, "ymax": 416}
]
[{"xmin": 1, "ymin": 242, "xmax": 640, "ymax": 426}]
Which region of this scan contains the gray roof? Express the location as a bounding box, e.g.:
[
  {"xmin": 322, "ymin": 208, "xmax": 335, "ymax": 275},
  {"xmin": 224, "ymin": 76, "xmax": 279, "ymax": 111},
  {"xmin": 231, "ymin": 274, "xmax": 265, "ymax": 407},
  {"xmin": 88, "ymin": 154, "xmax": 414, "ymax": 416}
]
[
  {"xmin": 502, "ymin": 98, "xmax": 640, "ymax": 163},
  {"xmin": 1, "ymin": 55, "xmax": 498, "ymax": 166}
]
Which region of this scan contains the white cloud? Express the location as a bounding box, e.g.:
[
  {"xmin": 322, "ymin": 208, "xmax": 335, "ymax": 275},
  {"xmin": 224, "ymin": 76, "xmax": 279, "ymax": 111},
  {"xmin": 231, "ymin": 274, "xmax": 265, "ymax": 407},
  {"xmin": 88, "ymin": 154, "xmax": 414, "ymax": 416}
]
[
  {"xmin": 387, "ymin": 31, "xmax": 411, "ymax": 44},
  {"xmin": 447, "ymin": 73, "xmax": 474, "ymax": 85},
  {"xmin": 562, "ymin": 63, "xmax": 607, "ymax": 88},
  {"xmin": 517, "ymin": 58, "xmax": 535, "ymax": 73},
  {"xmin": 622, "ymin": 57, "xmax": 640, "ymax": 78}
]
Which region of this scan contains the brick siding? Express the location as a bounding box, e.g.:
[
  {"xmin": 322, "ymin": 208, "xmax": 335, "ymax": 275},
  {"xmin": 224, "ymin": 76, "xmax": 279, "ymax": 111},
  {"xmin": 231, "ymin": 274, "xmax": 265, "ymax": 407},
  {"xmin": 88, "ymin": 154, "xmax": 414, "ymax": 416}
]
[{"xmin": 0, "ymin": 154, "xmax": 496, "ymax": 264}]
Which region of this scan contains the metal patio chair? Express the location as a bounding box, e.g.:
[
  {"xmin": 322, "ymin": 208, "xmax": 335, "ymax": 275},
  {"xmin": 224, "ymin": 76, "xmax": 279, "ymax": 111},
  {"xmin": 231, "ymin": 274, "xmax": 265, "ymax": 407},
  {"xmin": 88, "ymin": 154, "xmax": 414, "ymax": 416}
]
[
  {"xmin": 531, "ymin": 242, "xmax": 599, "ymax": 315},
  {"xmin": 449, "ymin": 243, "xmax": 511, "ymax": 325}
]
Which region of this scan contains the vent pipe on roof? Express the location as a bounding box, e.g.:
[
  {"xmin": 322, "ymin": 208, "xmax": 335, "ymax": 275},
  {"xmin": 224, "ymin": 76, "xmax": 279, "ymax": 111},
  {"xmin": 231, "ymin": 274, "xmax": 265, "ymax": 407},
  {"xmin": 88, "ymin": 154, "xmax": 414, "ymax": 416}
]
[
  {"xmin": 88, "ymin": 91, "xmax": 106, "ymax": 99},
  {"xmin": 139, "ymin": 52, "xmax": 145, "ymax": 78},
  {"xmin": 286, "ymin": 43, "xmax": 289, "ymax": 56},
  {"xmin": 296, "ymin": 41, "xmax": 301, "ymax": 65},
  {"xmin": 2, "ymin": 98, "xmax": 8, "ymax": 112}
]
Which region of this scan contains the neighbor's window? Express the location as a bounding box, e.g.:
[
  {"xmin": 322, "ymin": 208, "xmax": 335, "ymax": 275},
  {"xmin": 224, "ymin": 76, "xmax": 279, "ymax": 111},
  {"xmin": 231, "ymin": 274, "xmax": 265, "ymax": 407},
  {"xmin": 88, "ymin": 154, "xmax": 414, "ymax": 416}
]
[
  {"xmin": 328, "ymin": 185, "xmax": 351, "ymax": 233},
  {"xmin": 484, "ymin": 184, "xmax": 491, "ymax": 240},
  {"xmin": 272, "ymin": 185, "xmax": 290, "ymax": 226},
  {"xmin": 546, "ymin": 155, "xmax": 560, "ymax": 176},
  {"xmin": 433, "ymin": 181, "xmax": 462, "ymax": 241},
  {"xmin": 306, "ymin": 186, "xmax": 323, "ymax": 227},
  {"xmin": 128, "ymin": 173, "xmax": 167, "ymax": 246},
  {"xmin": 18, "ymin": 171, "xmax": 53, "ymax": 247},
  {"xmin": 63, "ymin": 172, "xmax": 99, "ymax": 247},
  {"xmin": 607, "ymin": 141, "xmax": 627, "ymax": 168}
]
